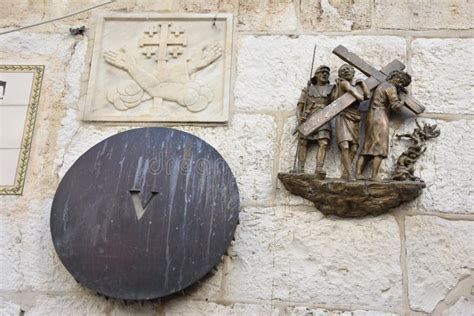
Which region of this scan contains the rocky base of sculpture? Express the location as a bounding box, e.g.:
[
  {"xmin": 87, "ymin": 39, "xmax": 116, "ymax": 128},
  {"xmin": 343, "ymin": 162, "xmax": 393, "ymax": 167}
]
[{"xmin": 278, "ymin": 173, "xmax": 426, "ymax": 217}]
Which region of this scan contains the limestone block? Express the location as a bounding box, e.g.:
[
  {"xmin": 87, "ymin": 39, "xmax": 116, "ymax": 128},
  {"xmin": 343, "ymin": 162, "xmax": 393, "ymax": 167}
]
[
  {"xmin": 237, "ymin": 0, "xmax": 298, "ymax": 31},
  {"xmin": 0, "ymin": 33, "xmax": 74, "ymax": 59},
  {"xmin": 64, "ymin": 37, "xmax": 88, "ymax": 106},
  {"xmin": 375, "ymin": 0, "xmax": 474, "ymax": 30},
  {"xmin": 412, "ymin": 38, "xmax": 474, "ymax": 115},
  {"xmin": 412, "ymin": 120, "xmax": 473, "ymax": 214},
  {"xmin": 182, "ymin": 114, "xmax": 277, "ymax": 203},
  {"xmin": 235, "ymin": 35, "xmax": 405, "ymax": 112},
  {"xmin": 181, "ymin": 0, "xmax": 238, "ymax": 13},
  {"xmin": 18, "ymin": 199, "xmax": 82, "ymax": 291},
  {"xmin": 0, "ymin": 1, "xmax": 45, "ymax": 32},
  {"xmin": 164, "ymin": 300, "xmax": 278, "ymax": 315},
  {"xmin": 27, "ymin": 294, "xmax": 107, "ymax": 315},
  {"xmin": 300, "ymin": 0, "xmax": 372, "ymax": 31},
  {"xmin": 57, "ymin": 126, "xmax": 128, "ymax": 178},
  {"xmin": 185, "ymin": 262, "xmax": 224, "ymax": 300},
  {"xmin": 405, "ymin": 216, "xmax": 474, "ymax": 313},
  {"xmin": 442, "ymin": 297, "xmax": 474, "ymax": 316},
  {"xmin": 225, "ymin": 207, "xmax": 403, "ymax": 307},
  {"xmin": 0, "ymin": 298, "xmax": 22, "ymax": 316},
  {"xmin": 417, "ymin": 120, "xmax": 474, "ymax": 214},
  {"xmin": 0, "ymin": 210, "xmax": 22, "ymax": 290},
  {"xmin": 135, "ymin": 0, "xmax": 180, "ymax": 11},
  {"xmin": 288, "ymin": 307, "xmax": 399, "ymax": 315},
  {"xmin": 109, "ymin": 300, "xmax": 159, "ymax": 315}
]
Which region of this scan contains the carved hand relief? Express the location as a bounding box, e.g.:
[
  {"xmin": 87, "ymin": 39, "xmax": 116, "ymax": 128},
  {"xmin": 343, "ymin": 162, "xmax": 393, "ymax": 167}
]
[{"xmin": 83, "ymin": 14, "xmax": 233, "ymax": 123}]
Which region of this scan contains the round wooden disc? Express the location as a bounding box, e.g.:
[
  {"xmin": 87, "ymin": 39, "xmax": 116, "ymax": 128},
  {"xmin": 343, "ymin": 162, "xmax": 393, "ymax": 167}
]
[{"xmin": 51, "ymin": 128, "xmax": 240, "ymax": 300}]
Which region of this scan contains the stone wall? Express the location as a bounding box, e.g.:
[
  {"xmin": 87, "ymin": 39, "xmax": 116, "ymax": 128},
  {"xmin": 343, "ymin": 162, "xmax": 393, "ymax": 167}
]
[{"xmin": 0, "ymin": 0, "xmax": 473, "ymax": 315}]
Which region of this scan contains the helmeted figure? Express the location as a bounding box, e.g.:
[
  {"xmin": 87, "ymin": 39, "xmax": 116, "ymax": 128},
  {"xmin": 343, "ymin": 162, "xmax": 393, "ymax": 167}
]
[
  {"xmin": 295, "ymin": 65, "xmax": 335, "ymax": 178},
  {"xmin": 356, "ymin": 70, "xmax": 412, "ymax": 180}
]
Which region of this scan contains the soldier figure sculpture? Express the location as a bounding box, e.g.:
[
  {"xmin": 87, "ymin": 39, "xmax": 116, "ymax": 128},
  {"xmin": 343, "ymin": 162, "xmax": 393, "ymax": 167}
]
[{"xmin": 295, "ymin": 65, "xmax": 335, "ymax": 178}]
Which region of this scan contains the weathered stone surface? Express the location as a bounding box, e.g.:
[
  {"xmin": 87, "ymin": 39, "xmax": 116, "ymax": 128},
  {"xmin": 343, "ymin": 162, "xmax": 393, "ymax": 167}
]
[
  {"xmin": 288, "ymin": 307, "xmax": 399, "ymax": 315},
  {"xmin": 375, "ymin": 0, "xmax": 474, "ymax": 30},
  {"xmin": 0, "ymin": 298, "xmax": 22, "ymax": 316},
  {"xmin": 180, "ymin": 0, "xmax": 237, "ymax": 13},
  {"xmin": 381, "ymin": 118, "xmax": 474, "ymax": 214},
  {"xmin": 235, "ymin": 35, "xmax": 405, "ymax": 112},
  {"xmin": 109, "ymin": 300, "xmax": 158, "ymax": 315},
  {"xmin": 0, "ymin": 209, "xmax": 22, "ymax": 290},
  {"xmin": 412, "ymin": 38, "xmax": 474, "ymax": 115},
  {"xmin": 278, "ymin": 173, "xmax": 425, "ymax": 217},
  {"xmin": 184, "ymin": 262, "xmax": 224, "ymax": 301},
  {"xmin": 0, "ymin": 33, "xmax": 74, "ymax": 58},
  {"xmin": 405, "ymin": 216, "xmax": 474, "ymax": 313},
  {"xmin": 442, "ymin": 297, "xmax": 474, "ymax": 316},
  {"xmin": 27, "ymin": 294, "xmax": 107, "ymax": 315},
  {"xmin": 164, "ymin": 300, "xmax": 278, "ymax": 315},
  {"xmin": 182, "ymin": 114, "xmax": 277, "ymax": 203},
  {"xmin": 413, "ymin": 120, "xmax": 474, "ymax": 214},
  {"xmin": 0, "ymin": 1, "xmax": 45, "ymax": 32},
  {"xmin": 300, "ymin": 0, "xmax": 372, "ymax": 31},
  {"xmin": 225, "ymin": 207, "xmax": 403, "ymax": 307},
  {"xmin": 19, "ymin": 199, "xmax": 81, "ymax": 291},
  {"xmin": 237, "ymin": 0, "xmax": 297, "ymax": 31}
]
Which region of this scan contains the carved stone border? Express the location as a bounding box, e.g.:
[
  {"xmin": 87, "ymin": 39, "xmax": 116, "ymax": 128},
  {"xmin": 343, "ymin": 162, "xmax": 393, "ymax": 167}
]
[{"xmin": 0, "ymin": 65, "xmax": 44, "ymax": 195}]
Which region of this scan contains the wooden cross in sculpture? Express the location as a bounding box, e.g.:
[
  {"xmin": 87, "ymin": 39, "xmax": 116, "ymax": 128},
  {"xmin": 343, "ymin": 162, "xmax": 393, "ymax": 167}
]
[
  {"xmin": 139, "ymin": 23, "xmax": 187, "ymax": 72},
  {"xmin": 297, "ymin": 45, "xmax": 425, "ymax": 137}
]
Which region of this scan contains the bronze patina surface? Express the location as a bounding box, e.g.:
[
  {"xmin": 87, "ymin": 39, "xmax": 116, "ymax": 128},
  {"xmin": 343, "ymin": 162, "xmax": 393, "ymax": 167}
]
[
  {"xmin": 278, "ymin": 173, "xmax": 425, "ymax": 217},
  {"xmin": 51, "ymin": 127, "xmax": 240, "ymax": 300},
  {"xmin": 294, "ymin": 64, "xmax": 335, "ymax": 177},
  {"xmin": 298, "ymin": 45, "xmax": 425, "ymax": 138},
  {"xmin": 393, "ymin": 120, "xmax": 441, "ymax": 181},
  {"xmin": 281, "ymin": 45, "xmax": 437, "ymax": 216},
  {"xmin": 356, "ymin": 70, "xmax": 413, "ymax": 180}
]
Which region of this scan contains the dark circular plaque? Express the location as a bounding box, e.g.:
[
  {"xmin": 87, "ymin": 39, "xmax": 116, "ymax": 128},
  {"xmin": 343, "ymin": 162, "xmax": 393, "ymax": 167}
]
[{"xmin": 51, "ymin": 128, "xmax": 239, "ymax": 300}]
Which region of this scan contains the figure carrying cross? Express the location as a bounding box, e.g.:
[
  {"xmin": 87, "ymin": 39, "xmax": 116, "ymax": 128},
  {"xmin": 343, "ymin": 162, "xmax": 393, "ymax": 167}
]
[
  {"xmin": 293, "ymin": 45, "xmax": 425, "ymax": 180},
  {"xmin": 356, "ymin": 70, "xmax": 412, "ymax": 180}
]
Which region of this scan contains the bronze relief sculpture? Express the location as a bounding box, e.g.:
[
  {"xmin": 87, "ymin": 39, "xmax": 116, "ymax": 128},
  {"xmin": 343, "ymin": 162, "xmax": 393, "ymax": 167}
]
[
  {"xmin": 295, "ymin": 65, "xmax": 334, "ymax": 178},
  {"xmin": 356, "ymin": 70, "xmax": 412, "ymax": 180},
  {"xmin": 278, "ymin": 45, "xmax": 440, "ymax": 217},
  {"xmin": 334, "ymin": 64, "xmax": 369, "ymax": 179}
]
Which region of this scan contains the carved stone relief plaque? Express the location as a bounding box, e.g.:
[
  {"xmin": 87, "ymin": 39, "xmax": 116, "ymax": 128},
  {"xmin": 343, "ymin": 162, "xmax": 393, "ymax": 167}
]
[{"xmin": 83, "ymin": 14, "xmax": 234, "ymax": 123}]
